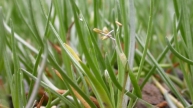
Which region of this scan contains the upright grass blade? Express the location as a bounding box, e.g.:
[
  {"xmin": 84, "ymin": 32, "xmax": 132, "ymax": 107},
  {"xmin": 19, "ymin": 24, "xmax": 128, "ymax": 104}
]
[
  {"xmin": 172, "ymin": 14, "xmax": 193, "ymax": 104},
  {"xmin": 25, "ymin": 44, "xmax": 48, "ymax": 108},
  {"xmin": 69, "ymin": 0, "xmax": 109, "ymax": 95},
  {"xmin": 139, "ymin": 12, "xmax": 183, "ymax": 88},
  {"xmin": 63, "ymin": 43, "xmax": 114, "ymax": 108},
  {"xmin": 105, "ymin": 56, "xmax": 139, "ymax": 100},
  {"xmin": 10, "ymin": 20, "xmax": 24, "ymax": 108},
  {"xmin": 53, "ymin": 0, "xmax": 73, "ymax": 80},
  {"xmin": 40, "ymin": 2, "xmax": 89, "ymax": 103},
  {"xmin": 1, "ymin": 8, "xmax": 14, "ymax": 103},
  {"xmin": 79, "ymin": 14, "xmax": 106, "ymax": 71},
  {"xmin": 3, "ymin": 49, "xmax": 14, "ymax": 94},
  {"xmin": 112, "ymin": 23, "xmax": 142, "ymax": 107},
  {"xmin": 45, "ymin": 22, "xmax": 98, "ymax": 108},
  {"xmin": 105, "ymin": 56, "xmax": 122, "ymax": 90},
  {"xmin": 3, "ymin": 53, "xmax": 13, "ymax": 90},
  {"xmin": 0, "ymin": 7, "xmax": 6, "ymax": 65},
  {"xmin": 113, "ymin": 24, "xmax": 127, "ymax": 108},
  {"xmin": 28, "ymin": 0, "xmax": 43, "ymax": 46},
  {"xmin": 94, "ymin": 0, "xmax": 101, "ymax": 29},
  {"xmin": 27, "ymin": 48, "xmax": 43, "ymax": 100},
  {"xmin": 116, "ymin": 51, "xmax": 127, "ymax": 108},
  {"xmin": 127, "ymin": 66, "xmax": 142, "ymax": 98},
  {"xmin": 123, "ymin": 2, "xmax": 136, "ymax": 107},
  {"xmin": 12, "ymin": 0, "xmax": 40, "ymax": 45},
  {"xmin": 119, "ymin": 0, "xmax": 129, "ymax": 57},
  {"xmin": 128, "ymin": 0, "xmax": 154, "ymax": 107},
  {"xmin": 128, "ymin": 0, "xmax": 136, "ymax": 71},
  {"xmin": 80, "ymin": 62, "xmax": 113, "ymax": 108},
  {"xmin": 179, "ymin": 0, "xmax": 193, "ymax": 102},
  {"xmin": 136, "ymin": 0, "xmax": 154, "ymax": 81}
]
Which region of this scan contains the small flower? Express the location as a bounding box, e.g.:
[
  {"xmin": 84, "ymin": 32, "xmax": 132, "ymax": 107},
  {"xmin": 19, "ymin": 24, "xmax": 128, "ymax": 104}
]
[
  {"xmin": 93, "ymin": 28, "xmax": 103, "ymax": 33},
  {"xmin": 93, "ymin": 28, "xmax": 115, "ymax": 41}
]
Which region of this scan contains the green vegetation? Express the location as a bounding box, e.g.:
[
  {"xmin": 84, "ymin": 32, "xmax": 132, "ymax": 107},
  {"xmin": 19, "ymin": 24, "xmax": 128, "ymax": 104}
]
[{"xmin": 0, "ymin": 0, "xmax": 193, "ymax": 108}]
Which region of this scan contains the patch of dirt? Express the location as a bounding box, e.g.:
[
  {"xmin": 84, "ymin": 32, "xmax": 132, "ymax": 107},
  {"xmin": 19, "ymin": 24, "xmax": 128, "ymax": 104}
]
[{"xmin": 135, "ymin": 82, "xmax": 168, "ymax": 108}]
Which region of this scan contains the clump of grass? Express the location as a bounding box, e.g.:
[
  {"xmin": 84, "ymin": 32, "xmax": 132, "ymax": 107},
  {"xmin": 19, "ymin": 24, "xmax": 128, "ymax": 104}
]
[{"xmin": 0, "ymin": 0, "xmax": 193, "ymax": 108}]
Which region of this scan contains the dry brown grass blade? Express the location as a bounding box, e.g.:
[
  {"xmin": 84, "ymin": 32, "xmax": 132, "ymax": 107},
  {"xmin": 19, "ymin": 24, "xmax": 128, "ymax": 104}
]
[
  {"xmin": 70, "ymin": 86, "xmax": 91, "ymax": 108},
  {"xmin": 36, "ymin": 94, "xmax": 45, "ymax": 108},
  {"xmin": 152, "ymin": 77, "xmax": 184, "ymax": 108},
  {"xmin": 156, "ymin": 101, "xmax": 167, "ymax": 108},
  {"xmin": 54, "ymin": 68, "xmax": 91, "ymax": 108},
  {"xmin": 89, "ymin": 96, "xmax": 100, "ymax": 108}
]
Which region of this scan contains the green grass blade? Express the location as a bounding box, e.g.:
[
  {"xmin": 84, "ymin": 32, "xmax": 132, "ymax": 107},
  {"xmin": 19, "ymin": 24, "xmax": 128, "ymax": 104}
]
[
  {"xmin": 129, "ymin": 0, "xmax": 154, "ymax": 107},
  {"xmin": 127, "ymin": 67, "xmax": 142, "ymax": 98},
  {"xmin": 0, "ymin": 7, "xmax": 6, "ymax": 65},
  {"xmin": 53, "ymin": 0, "xmax": 74, "ymax": 80},
  {"xmin": 45, "ymin": 46, "xmax": 97, "ymax": 107},
  {"xmin": 27, "ymin": 48, "xmax": 43, "ymax": 100},
  {"xmin": 128, "ymin": 0, "xmax": 136, "ymax": 68},
  {"xmin": 116, "ymin": 52, "xmax": 127, "ymax": 108},
  {"xmin": 28, "ymin": 0, "xmax": 43, "ymax": 45},
  {"xmin": 22, "ymin": 69, "xmax": 77, "ymax": 108},
  {"xmin": 80, "ymin": 62, "xmax": 113, "ymax": 108},
  {"xmin": 12, "ymin": 0, "xmax": 40, "ymax": 44},
  {"xmin": 25, "ymin": 44, "xmax": 48, "ymax": 108},
  {"xmin": 173, "ymin": 14, "xmax": 193, "ymax": 104},
  {"xmin": 137, "ymin": 36, "xmax": 189, "ymax": 107},
  {"xmin": 166, "ymin": 38, "xmax": 193, "ymax": 65},
  {"xmin": 105, "ymin": 56, "xmax": 138, "ymax": 100},
  {"xmin": 136, "ymin": 0, "xmax": 154, "ymax": 80},
  {"xmin": 123, "ymin": 0, "xmax": 136, "ymax": 106},
  {"xmin": 180, "ymin": 0, "xmax": 193, "ymax": 102},
  {"xmin": 1, "ymin": 7, "xmax": 13, "ymax": 96},
  {"xmin": 119, "ymin": 0, "xmax": 129, "ymax": 56},
  {"xmin": 105, "ymin": 56, "xmax": 122, "ymax": 90},
  {"xmin": 69, "ymin": 0, "xmax": 109, "ymax": 95},
  {"xmin": 10, "ymin": 20, "xmax": 23, "ymax": 108}
]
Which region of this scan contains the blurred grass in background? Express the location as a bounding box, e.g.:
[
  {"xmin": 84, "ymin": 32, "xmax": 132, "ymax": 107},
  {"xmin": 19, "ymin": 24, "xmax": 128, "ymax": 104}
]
[{"xmin": 0, "ymin": 0, "xmax": 193, "ymax": 108}]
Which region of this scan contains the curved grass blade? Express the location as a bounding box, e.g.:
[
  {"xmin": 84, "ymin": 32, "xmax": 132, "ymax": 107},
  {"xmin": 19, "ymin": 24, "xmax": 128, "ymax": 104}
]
[
  {"xmin": 136, "ymin": 35, "xmax": 189, "ymax": 107},
  {"xmin": 179, "ymin": 1, "xmax": 193, "ymax": 102},
  {"xmin": 173, "ymin": 14, "xmax": 193, "ymax": 104},
  {"xmin": 166, "ymin": 38, "xmax": 193, "ymax": 65}
]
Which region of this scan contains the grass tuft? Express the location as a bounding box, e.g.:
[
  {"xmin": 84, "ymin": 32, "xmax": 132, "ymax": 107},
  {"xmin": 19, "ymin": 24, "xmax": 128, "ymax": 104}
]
[{"xmin": 1, "ymin": 0, "xmax": 193, "ymax": 107}]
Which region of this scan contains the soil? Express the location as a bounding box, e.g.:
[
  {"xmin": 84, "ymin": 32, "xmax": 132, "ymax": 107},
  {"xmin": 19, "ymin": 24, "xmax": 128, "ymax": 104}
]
[{"xmin": 135, "ymin": 82, "xmax": 169, "ymax": 108}]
